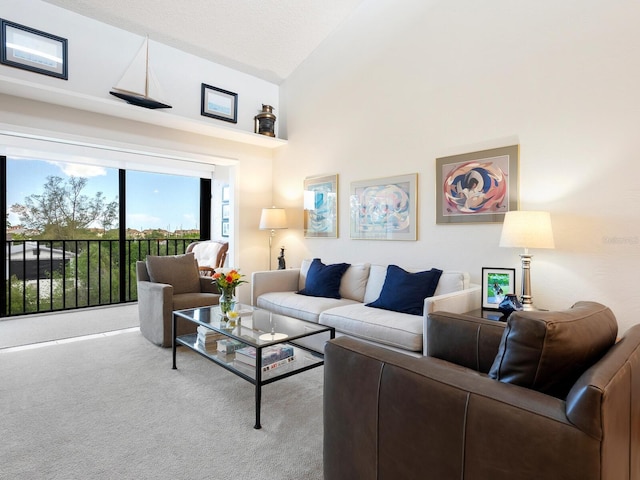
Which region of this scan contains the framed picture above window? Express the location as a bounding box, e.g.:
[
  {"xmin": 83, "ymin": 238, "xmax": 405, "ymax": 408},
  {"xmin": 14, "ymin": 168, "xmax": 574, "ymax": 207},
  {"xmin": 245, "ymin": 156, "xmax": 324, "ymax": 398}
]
[
  {"xmin": 304, "ymin": 174, "xmax": 338, "ymax": 238},
  {"xmin": 481, "ymin": 267, "xmax": 516, "ymax": 310},
  {"xmin": 436, "ymin": 145, "xmax": 519, "ymax": 224},
  {"xmin": 201, "ymin": 83, "xmax": 237, "ymax": 123},
  {"xmin": 1, "ymin": 19, "xmax": 68, "ymax": 79},
  {"xmin": 350, "ymin": 173, "xmax": 417, "ymax": 241}
]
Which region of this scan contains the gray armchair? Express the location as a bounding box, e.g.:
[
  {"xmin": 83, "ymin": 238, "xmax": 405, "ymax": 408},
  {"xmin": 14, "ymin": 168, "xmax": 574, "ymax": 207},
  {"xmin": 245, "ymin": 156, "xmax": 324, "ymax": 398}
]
[{"xmin": 136, "ymin": 253, "xmax": 220, "ymax": 347}]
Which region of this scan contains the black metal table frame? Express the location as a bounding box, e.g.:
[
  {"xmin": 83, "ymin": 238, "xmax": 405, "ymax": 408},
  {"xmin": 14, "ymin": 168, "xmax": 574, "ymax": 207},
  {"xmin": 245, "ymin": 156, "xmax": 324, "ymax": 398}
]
[{"xmin": 172, "ymin": 309, "xmax": 335, "ymax": 429}]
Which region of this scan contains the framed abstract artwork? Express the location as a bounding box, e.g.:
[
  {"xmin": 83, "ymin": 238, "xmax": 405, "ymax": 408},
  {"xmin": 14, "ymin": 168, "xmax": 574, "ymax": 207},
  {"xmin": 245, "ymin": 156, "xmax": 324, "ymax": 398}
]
[
  {"xmin": 350, "ymin": 173, "xmax": 417, "ymax": 240},
  {"xmin": 304, "ymin": 174, "xmax": 338, "ymax": 238},
  {"xmin": 436, "ymin": 145, "xmax": 519, "ymax": 224},
  {"xmin": 481, "ymin": 267, "xmax": 516, "ymax": 310}
]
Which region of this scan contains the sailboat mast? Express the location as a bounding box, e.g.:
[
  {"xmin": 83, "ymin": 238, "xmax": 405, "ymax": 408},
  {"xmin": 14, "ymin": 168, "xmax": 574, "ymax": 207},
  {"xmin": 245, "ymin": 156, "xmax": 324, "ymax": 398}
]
[{"xmin": 144, "ymin": 37, "xmax": 150, "ymax": 97}]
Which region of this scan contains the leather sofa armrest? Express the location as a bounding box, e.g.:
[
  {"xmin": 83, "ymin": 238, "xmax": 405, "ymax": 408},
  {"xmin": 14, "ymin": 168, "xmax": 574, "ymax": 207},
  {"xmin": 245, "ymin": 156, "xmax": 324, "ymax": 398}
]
[
  {"xmin": 426, "ymin": 311, "xmax": 505, "ymax": 372},
  {"xmin": 250, "ymin": 269, "xmax": 301, "ymax": 306},
  {"xmin": 422, "ymin": 285, "xmax": 482, "ymax": 356}
]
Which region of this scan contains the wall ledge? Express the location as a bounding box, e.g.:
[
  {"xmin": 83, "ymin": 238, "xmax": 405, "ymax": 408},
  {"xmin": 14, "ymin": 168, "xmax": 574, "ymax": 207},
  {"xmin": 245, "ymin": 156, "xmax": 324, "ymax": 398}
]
[{"xmin": 0, "ymin": 74, "xmax": 287, "ymax": 150}]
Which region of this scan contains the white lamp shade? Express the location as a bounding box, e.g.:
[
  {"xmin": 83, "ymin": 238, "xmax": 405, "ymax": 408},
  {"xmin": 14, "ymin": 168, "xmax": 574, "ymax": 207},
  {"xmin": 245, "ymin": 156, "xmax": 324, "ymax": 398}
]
[
  {"xmin": 499, "ymin": 211, "xmax": 555, "ymax": 249},
  {"xmin": 259, "ymin": 207, "xmax": 287, "ymax": 230}
]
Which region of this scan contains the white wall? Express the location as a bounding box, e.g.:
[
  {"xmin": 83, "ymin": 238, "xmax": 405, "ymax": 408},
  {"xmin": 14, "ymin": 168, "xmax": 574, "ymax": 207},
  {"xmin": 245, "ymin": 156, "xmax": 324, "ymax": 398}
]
[
  {"xmin": 276, "ymin": 0, "xmax": 640, "ymax": 333},
  {"xmin": 1, "ymin": 0, "xmax": 279, "ymax": 135},
  {"xmin": 1, "ymin": 0, "xmax": 281, "ymax": 304}
]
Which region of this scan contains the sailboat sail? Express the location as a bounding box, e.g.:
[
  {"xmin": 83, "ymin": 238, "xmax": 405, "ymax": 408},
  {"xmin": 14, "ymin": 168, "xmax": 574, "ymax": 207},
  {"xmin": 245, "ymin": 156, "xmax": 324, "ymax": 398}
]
[{"xmin": 110, "ymin": 38, "xmax": 172, "ymax": 109}]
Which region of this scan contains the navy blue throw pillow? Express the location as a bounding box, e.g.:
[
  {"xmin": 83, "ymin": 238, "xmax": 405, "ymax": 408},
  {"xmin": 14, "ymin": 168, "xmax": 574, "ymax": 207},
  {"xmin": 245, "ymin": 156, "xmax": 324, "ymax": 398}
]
[
  {"xmin": 297, "ymin": 258, "xmax": 351, "ymax": 299},
  {"xmin": 366, "ymin": 265, "xmax": 443, "ymax": 316}
]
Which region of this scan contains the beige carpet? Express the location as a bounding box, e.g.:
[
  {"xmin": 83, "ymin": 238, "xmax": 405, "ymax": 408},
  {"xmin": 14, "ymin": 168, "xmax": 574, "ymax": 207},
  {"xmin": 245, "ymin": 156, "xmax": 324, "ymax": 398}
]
[
  {"xmin": 0, "ymin": 303, "xmax": 140, "ymax": 349},
  {"xmin": 0, "ymin": 328, "xmax": 324, "ymax": 479}
]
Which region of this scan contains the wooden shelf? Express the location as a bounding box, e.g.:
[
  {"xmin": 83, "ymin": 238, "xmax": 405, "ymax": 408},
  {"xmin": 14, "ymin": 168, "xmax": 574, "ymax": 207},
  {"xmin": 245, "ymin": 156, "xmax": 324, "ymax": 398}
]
[{"xmin": 0, "ymin": 75, "xmax": 287, "ymax": 149}]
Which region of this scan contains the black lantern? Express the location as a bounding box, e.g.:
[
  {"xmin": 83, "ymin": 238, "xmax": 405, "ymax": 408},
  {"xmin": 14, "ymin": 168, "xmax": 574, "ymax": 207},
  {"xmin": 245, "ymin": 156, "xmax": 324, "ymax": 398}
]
[{"xmin": 254, "ymin": 104, "xmax": 276, "ymax": 137}]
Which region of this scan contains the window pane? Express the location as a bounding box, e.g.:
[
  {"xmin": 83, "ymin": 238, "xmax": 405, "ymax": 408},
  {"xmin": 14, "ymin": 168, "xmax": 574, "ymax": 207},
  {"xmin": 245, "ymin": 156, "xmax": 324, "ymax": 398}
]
[
  {"xmin": 126, "ymin": 170, "xmax": 200, "ymax": 239},
  {"xmin": 6, "ymin": 157, "xmax": 120, "ymax": 313}
]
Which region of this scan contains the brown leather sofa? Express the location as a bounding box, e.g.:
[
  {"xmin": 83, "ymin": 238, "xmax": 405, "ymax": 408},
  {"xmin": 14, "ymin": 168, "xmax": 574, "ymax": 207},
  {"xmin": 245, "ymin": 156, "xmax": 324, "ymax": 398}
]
[{"xmin": 324, "ymin": 302, "xmax": 640, "ymax": 480}]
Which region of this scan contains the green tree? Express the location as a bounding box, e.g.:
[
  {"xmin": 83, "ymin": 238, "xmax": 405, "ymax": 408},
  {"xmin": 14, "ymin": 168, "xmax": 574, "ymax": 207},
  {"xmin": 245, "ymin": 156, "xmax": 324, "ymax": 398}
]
[{"xmin": 10, "ymin": 176, "xmax": 118, "ymax": 239}]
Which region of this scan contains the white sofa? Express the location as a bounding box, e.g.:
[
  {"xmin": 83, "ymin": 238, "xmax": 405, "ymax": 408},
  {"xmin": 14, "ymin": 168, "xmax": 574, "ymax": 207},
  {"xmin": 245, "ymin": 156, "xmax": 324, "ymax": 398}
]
[{"xmin": 251, "ymin": 260, "xmax": 480, "ymax": 356}]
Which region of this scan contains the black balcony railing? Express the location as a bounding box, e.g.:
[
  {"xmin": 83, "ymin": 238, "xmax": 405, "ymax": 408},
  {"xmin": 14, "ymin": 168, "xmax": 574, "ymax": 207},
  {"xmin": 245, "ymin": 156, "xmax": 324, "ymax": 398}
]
[{"xmin": 2, "ymin": 238, "xmax": 200, "ymax": 317}]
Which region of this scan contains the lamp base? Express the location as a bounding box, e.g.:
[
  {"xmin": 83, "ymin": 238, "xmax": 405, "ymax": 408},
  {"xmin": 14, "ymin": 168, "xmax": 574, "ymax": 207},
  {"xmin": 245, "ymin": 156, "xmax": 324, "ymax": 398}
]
[{"xmin": 519, "ymin": 252, "xmax": 543, "ymax": 312}]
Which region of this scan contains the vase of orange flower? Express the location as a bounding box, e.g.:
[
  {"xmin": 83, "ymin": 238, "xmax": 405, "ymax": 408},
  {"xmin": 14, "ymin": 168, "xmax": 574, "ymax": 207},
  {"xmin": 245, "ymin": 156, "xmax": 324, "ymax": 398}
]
[{"xmin": 212, "ymin": 268, "xmax": 247, "ymax": 321}]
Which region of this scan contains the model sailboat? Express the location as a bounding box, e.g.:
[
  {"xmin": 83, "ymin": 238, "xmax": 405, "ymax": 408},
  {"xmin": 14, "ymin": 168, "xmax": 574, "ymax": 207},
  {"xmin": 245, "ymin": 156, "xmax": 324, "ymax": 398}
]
[{"xmin": 109, "ymin": 37, "xmax": 172, "ymax": 109}]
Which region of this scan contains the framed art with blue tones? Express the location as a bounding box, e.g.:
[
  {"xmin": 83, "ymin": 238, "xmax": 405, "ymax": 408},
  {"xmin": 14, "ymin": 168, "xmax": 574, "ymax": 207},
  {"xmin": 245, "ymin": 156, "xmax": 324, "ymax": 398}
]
[
  {"xmin": 350, "ymin": 173, "xmax": 417, "ymax": 241},
  {"xmin": 304, "ymin": 174, "xmax": 338, "ymax": 238}
]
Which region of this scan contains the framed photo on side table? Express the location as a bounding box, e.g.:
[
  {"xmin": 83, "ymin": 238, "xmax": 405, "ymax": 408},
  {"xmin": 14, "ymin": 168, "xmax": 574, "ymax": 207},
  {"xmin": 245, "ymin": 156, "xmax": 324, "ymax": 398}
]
[
  {"xmin": 1, "ymin": 19, "xmax": 68, "ymax": 79},
  {"xmin": 481, "ymin": 267, "xmax": 516, "ymax": 310}
]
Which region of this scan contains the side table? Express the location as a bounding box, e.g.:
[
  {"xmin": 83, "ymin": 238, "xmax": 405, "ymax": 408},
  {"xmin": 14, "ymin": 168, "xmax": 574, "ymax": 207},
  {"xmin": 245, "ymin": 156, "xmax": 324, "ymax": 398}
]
[{"xmin": 463, "ymin": 308, "xmax": 507, "ymax": 322}]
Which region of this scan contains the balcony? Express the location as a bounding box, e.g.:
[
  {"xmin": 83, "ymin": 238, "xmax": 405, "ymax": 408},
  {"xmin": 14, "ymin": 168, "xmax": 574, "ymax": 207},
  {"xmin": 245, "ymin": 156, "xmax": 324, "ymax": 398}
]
[{"xmin": 2, "ymin": 238, "xmax": 200, "ymax": 318}]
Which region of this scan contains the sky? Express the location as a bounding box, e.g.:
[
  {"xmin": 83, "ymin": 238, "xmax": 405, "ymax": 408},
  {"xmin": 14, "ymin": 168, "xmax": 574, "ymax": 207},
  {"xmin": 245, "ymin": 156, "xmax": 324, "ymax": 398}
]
[{"xmin": 6, "ymin": 158, "xmax": 201, "ymax": 231}]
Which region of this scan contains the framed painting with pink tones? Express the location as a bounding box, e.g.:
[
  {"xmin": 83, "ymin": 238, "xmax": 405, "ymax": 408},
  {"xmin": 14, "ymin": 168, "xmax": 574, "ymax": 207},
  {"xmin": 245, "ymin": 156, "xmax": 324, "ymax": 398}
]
[{"xmin": 435, "ymin": 145, "xmax": 519, "ymax": 224}]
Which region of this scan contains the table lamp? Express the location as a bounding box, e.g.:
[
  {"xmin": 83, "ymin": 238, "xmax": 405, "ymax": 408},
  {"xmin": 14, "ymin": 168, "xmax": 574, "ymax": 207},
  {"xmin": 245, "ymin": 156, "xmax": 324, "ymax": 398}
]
[
  {"xmin": 499, "ymin": 211, "xmax": 554, "ymax": 311},
  {"xmin": 259, "ymin": 207, "xmax": 287, "ymax": 270}
]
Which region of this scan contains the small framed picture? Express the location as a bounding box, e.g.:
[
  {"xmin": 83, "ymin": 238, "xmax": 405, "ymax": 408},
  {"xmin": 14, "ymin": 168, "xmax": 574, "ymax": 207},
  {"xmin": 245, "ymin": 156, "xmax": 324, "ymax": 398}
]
[
  {"xmin": 481, "ymin": 267, "xmax": 516, "ymax": 310},
  {"xmin": 201, "ymin": 83, "xmax": 237, "ymax": 123},
  {"xmin": 222, "ymin": 185, "xmax": 230, "ymax": 202},
  {"xmin": 221, "ymin": 220, "xmax": 229, "ymax": 237},
  {"xmin": 1, "ymin": 19, "xmax": 68, "ymax": 79},
  {"xmin": 304, "ymin": 174, "xmax": 338, "ymax": 238},
  {"xmin": 221, "ymin": 203, "xmax": 230, "ymax": 220}
]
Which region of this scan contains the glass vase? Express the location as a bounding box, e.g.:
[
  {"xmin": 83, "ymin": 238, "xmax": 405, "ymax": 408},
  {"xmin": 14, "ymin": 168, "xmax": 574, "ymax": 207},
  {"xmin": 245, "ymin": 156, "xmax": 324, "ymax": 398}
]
[{"xmin": 219, "ymin": 289, "xmax": 236, "ymax": 320}]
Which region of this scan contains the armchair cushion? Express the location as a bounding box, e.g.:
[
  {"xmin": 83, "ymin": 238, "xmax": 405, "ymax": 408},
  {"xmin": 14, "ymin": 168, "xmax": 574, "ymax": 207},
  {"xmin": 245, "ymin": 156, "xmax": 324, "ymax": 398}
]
[
  {"xmin": 489, "ymin": 301, "xmax": 618, "ymax": 399},
  {"xmin": 366, "ymin": 265, "xmax": 443, "ymax": 316},
  {"xmin": 145, "ymin": 253, "xmax": 200, "ymax": 295},
  {"xmin": 297, "ymin": 258, "xmax": 351, "ymax": 299}
]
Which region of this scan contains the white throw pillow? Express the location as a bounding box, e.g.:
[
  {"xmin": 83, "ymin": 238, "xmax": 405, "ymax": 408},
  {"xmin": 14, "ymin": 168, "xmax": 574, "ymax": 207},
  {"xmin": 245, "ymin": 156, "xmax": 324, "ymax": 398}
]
[{"xmin": 339, "ymin": 263, "xmax": 371, "ymax": 302}]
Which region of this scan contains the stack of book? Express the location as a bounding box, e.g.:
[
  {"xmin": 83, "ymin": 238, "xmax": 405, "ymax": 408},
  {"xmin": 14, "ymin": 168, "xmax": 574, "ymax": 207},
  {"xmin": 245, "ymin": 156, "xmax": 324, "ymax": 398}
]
[
  {"xmin": 234, "ymin": 345, "xmax": 295, "ymax": 372},
  {"xmin": 196, "ymin": 326, "xmax": 224, "ymax": 352},
  {"xmin": 216, "ymin": 338, "xmax": 246, "ymax": 354}
]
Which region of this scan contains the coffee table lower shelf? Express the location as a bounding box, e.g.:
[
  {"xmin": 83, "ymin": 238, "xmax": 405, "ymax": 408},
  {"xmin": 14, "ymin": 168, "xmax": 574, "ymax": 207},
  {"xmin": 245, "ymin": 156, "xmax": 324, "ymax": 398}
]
[{"xmin": 171, "ymin": 311, "xmax": 334, "ymax": 429}]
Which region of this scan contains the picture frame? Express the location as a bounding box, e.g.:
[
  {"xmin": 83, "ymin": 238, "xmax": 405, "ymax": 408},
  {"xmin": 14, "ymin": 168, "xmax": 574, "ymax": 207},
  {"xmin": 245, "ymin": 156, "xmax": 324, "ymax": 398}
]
[
  {"xmin": 436, "ymin": 145, "xmax": 519, "ymax": 224},
  {"xmin": 221, "ymin": 203, "xmax": 230, "ymax": 220},
  {"xmin": 350, "ymin": 173, "xmax": 418, "ymax": 240},
  {"xmin": 222, "ymin": 185, "xmax": 230, "ymax": 202},
  {"xmin": 1, "ymin": 19, "xmax": 68, "ymax": 79},
  {"xmin": 221, "ymin": 220, "xmax": 229, "ymax": 237},
  {"xmin": 481, "ymin": 267, "xmax": 516, "ymax": 310},
  {"xmin": 304, "ymin": 174, "xmax": 338, "ymax": 238},
  {"xmin": 201, "ymin": 83, "xmax": 237, "ymax": 123}
]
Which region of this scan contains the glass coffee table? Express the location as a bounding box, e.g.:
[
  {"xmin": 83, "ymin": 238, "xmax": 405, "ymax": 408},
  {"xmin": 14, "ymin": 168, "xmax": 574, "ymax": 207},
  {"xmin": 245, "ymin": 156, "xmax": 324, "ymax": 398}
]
[{"xmin": 172, "ymin": 305, "xmax": 335, "ymax": 429}]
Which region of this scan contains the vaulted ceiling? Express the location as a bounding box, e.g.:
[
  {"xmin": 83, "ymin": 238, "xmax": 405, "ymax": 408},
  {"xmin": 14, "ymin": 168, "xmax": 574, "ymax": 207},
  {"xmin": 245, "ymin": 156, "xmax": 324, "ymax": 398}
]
[{"xmin": 42, "ymin": 0, "xmax": 366, "ymax": 84}]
